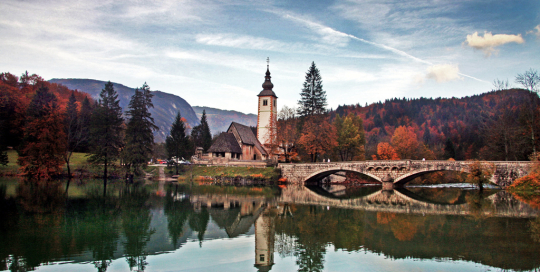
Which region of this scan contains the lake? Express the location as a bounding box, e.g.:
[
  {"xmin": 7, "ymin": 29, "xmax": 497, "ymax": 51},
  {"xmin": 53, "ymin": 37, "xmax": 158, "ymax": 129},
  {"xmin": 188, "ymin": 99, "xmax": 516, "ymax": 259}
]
[{"xmin": 0, "ymin": 178, "xmax": 539, "ymax": 272}]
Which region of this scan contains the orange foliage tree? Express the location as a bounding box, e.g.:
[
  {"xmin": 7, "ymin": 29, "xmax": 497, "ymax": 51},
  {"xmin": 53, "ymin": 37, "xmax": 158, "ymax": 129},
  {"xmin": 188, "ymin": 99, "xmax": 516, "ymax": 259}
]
[
  {"xmin": 375, "ymin": 142, "xmax": 399, "ymax": 160},
  {"xmin": 298, "ymin": 115, "xmax": 337, "ymax": 162},
  {"xmin": 391, "ymin": 126, "xmax": 419, "ymax": 159},
  {"xmin": 18, "ymin": 83, "xmax": 66, "ymax": 181}
]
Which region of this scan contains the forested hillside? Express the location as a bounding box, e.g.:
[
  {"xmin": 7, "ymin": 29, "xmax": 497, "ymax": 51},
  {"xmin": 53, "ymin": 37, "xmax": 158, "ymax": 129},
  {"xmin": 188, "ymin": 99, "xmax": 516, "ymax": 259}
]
[
  {"xmin": 332, "ymin": 89, "xmax": 540, "ymax": 161},
  {"xmin": 49, "ymin": 78, "xmax": 200, "ymax": 142},
  {"xmin": 192, "ymin": 106, "xmax": 257, "ymax": 136},
  {"xmin": 0, "ymin": 72, "xmax": 91, "ymax": 149}
]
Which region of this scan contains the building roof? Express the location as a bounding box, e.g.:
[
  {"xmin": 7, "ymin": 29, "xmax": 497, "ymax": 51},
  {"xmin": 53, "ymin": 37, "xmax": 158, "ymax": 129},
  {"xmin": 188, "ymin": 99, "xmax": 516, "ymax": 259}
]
[
  {"xmin": 228, "ymin": 122, "xmax": 268, "ymax": 156},
  {"xmin": 258, "ymin": 67, "xmax": 277, "ymax": 98},
  {"xmin": 207, "ymin": 132, "xmax": 242, "ymax": 153}
]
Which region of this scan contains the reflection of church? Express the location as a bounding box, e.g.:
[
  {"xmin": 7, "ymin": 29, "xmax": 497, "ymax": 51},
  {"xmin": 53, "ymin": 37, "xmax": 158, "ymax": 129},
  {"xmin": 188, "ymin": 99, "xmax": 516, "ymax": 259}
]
[
  {"xmin": 189, "ymin": 194, "xmax": 276, "ymax": 271},
  {"xmin": 206, "ymin": 60, "xmax": 278, "ymax": 162}
]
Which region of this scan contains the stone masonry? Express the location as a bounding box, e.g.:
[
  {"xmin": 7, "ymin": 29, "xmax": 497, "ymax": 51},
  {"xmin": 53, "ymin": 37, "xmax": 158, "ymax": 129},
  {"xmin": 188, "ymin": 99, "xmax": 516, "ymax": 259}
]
[{"xmin": 278, "ymin": 160, "xmax": 535, "ymax": 187}]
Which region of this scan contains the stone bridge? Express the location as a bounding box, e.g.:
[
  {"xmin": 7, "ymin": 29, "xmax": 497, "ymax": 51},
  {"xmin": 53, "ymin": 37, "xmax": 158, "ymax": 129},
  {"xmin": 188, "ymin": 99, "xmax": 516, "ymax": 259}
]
[{"xmin": 278, "ymin": 160, "xmax": 535, "ymax": 188}]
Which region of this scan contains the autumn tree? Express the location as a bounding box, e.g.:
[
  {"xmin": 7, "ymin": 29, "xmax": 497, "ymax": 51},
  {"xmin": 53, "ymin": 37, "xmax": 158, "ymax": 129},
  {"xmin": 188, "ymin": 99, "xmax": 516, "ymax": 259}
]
[
  {"xmin": 391, "ymin": 126, "xmax": 419, "ymax": 159},
  {"xmin": 297, "ymin": 62, "xmax": 327, "ymax": 117},
  {"xmin": 18, "ymin": 83, "xmax": 66, "ymax": 181},
  {"xmin": 277, "ymin": 106, "xmax": 299, "ymax": 162},
  {"xmin": 466, "ymin": 161, "xmax": 493, "ymax": 192},
  {"xmin": 88, "ymin": 81, "xmax": 124, "ymax": 195},
  {"xmin": 123, "ymin": 83, "xmax": 158, "ymax": 175},
  {"xmin": 298, "ymin": 115, "xmax": 337, "ymax": 162},
  {"xmin": 191, "ymin": 110, "xmax": 212, "ymax": 152},
  {"xmin": 515, "ymin": 68, "xmax": 540, "ymax": 157},
  {"xmin": 334, "ymin": 113, "xmax": 365, "ymax": 161},
  {"xmin": 375, "ymin": 142, "xmax": 399, "ymax": 160},
  {"xmin": 166, "ymin": 112, "xmax": 191, "ymax": 175}
]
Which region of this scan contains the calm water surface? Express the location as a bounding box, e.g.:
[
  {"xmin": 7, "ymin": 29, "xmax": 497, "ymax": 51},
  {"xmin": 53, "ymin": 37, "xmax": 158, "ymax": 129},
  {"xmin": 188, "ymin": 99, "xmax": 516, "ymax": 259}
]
[{"xmin": 0, "ymin": 178, "xmax": 539, "ymax": 272}]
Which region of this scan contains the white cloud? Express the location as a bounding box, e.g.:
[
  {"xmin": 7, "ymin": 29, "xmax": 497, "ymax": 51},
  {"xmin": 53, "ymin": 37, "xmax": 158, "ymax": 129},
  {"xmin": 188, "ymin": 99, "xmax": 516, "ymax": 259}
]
[
  {"xmin": 527, "ymin": 25, "xmax": 540, "ymax": 39},
  {"xmin": 464, "ymin": 32, "xmax": 524, "ymax": 56},
  {"xmin": 425, "ymin": 64, "xmax": 461, "ymax": 83},
  {"xmin": 195, "ymin": 33, "xmax": 289, "ymax": 51}
]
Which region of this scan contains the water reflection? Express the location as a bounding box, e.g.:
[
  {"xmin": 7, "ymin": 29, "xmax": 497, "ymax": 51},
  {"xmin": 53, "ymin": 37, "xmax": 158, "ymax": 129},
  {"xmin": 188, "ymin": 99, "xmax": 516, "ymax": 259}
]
[{"xmin": 0, "ymin": 179, "xmax": 539, "ymax": 271}]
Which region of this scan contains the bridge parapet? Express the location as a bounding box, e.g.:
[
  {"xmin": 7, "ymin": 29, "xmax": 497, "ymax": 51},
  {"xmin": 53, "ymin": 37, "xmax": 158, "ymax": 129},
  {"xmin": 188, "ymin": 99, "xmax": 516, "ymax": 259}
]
[{"xmin": 278, "ymin": 160, "xmax": 535, "ymax": 187}]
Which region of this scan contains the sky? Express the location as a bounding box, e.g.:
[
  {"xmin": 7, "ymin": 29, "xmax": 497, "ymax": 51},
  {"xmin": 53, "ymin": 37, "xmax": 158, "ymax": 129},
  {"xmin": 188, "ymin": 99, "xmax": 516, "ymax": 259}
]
[{"xmin": 1, "ymin": 0, "xmax": 539, "ymax": 114}]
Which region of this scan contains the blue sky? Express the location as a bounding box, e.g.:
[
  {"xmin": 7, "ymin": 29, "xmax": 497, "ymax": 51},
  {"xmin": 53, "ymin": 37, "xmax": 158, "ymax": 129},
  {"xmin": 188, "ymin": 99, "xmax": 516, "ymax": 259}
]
[{"xmin": 1, "ymin": 0, "xmax": 539, "ymax": 114}]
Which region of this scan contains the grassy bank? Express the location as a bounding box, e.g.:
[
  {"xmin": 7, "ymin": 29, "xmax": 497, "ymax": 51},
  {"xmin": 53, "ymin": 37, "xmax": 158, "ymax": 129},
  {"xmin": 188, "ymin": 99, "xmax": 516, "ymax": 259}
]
[
  {"xmin": 173, "ymin": 165, "xmax": 280, "ymax": 182},
  {"xmin": 0, "ymin": 150, "xmax": 156, "ymax": 179}
]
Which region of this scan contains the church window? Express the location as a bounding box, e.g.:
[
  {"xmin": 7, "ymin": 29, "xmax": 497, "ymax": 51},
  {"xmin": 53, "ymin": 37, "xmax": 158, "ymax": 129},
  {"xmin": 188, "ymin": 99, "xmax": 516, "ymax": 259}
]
[
  {"xmin": 259, "ymin": 254, "xmax": 265, "ymax": 262},
  {"xmin": 274, "ymin": 100, "xmax": 276, "ymax": 107},
  {"xmin": 263, "ymin": 99, "xmax": 268, "ymax": 106}
]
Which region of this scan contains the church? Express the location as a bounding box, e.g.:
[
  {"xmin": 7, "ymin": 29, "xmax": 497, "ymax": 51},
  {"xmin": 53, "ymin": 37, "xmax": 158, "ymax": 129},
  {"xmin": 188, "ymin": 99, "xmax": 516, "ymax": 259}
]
[{"xmin": 206, "ymin": 60, "xmax": 277, "ymax": 161}]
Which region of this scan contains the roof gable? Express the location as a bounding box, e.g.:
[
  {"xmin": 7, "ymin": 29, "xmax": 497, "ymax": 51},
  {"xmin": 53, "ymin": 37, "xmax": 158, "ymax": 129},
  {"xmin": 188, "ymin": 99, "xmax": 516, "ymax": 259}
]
[
  {"xmin": 207, "ymin": 132, "xmax": 242, "ymax": 153},
  {"xmin": 227, "ymin": 122, "xmax": 268, "ymax": 156}
]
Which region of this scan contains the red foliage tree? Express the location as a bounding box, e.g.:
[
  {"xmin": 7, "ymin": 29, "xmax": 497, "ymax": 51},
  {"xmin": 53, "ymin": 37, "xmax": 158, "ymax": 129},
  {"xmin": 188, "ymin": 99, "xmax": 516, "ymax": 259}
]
[
  {"xmin": 18, "ymin": 84, "xmax": 66, "ymax": 181},
  {"xmin": 298, "ymin": 115, "xmax": 337, "ymax": 162},
  {"xmin": 375, "ymin": 142, "xmax": 399, "ymax": 160}
]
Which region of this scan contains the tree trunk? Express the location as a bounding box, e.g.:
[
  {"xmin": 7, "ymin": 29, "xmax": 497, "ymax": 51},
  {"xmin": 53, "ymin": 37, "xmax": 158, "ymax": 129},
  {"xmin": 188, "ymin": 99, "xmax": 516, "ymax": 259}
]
[{"xmin": 103, "ymin": 158, "xmax": 108, "ymax": 197}]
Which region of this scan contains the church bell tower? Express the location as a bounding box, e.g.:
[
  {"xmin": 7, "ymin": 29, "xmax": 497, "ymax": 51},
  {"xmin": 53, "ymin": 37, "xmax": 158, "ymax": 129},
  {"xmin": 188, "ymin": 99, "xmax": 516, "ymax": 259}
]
[{"xmin": 257, "ymin": 58, "xmax": 278, "ymax": 153}]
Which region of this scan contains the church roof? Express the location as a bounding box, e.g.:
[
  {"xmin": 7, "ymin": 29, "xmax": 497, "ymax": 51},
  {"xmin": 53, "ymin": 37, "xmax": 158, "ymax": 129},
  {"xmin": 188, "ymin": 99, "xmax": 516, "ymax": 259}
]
[
  {"xmin": 228, "ymin": 122, "xmax": 268, "ymax": 156},
  {"xmin": 258, "ymin": 67, "xmax": 277, "ymax": 98},
  {"xmin": 207, "ymin": 132, "xmax": 242, "ymax": 153}
]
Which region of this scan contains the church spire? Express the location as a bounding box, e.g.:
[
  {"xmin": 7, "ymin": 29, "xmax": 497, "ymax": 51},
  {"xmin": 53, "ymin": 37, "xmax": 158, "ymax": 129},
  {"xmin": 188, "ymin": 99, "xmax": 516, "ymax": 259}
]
[{"xmin": 260, "ymin": 57, "xmax": 275, "ymax": 94}]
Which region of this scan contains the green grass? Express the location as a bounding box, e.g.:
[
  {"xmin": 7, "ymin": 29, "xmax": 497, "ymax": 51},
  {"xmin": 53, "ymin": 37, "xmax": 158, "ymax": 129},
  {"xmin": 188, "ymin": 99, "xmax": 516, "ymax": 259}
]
[
  {"xmin": 177, "ymin": 165, "xmax": 280, "ymax": 181},
  {"xmin": 0, "ymin": 150, "xmax": 20, "ymax": 175}
]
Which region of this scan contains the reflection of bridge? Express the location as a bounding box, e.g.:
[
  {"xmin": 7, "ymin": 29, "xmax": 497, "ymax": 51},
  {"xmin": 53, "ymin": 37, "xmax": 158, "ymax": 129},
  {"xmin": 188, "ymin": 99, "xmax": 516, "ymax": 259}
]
[
  {"xmin": 279, "ymin": 160, "xmax": 534, "ymax": 188},
  {"xmin": 278, "ymin": 185, "xmax": 540, "ymax": 218}
]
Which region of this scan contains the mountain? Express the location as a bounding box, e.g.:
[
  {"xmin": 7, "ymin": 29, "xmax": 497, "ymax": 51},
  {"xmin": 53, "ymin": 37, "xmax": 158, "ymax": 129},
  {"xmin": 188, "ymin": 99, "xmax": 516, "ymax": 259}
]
[
  {"xmin": 192, "ymin": 106, "xmax": 258, "ymax": 136},
  {"xmin": 49, "ymin": 78, "xmax": 200, "ymax": 143}
]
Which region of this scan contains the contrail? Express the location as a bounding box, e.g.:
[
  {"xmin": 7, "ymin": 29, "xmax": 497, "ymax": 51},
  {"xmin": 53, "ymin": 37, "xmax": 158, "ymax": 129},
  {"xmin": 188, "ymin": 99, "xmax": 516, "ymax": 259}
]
[{"xmin": 282, "ymin": 13, "xmax": 489, "ymax": 84}]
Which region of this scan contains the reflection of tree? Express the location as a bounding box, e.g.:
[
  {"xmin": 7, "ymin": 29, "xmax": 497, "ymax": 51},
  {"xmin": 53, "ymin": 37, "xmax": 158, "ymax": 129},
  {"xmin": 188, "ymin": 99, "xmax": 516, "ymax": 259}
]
[
  {"xmin": 16, "ymin": 180, "xmax": 65, "ymax": 213},
  {"xmin": 294, "ymin": 241, "xmax": 325, "ymax": 272},
  {"xmin": 120, "ymin": 185, "xmax": 155, "ymax": 272},
  {"xmin": 82, "ymin": 194, "xmax": 121, "ymax": 272},
  {"xmin": 189, "ymin": 207, "xmax": 209, "ymax": 247},
  {"xmin": 164, "ymin": 185, "xmax": 192, "ymax": 248},
  {"xmin": 531, "ymin": 217, "xmax": 540, "ymax": 243}
]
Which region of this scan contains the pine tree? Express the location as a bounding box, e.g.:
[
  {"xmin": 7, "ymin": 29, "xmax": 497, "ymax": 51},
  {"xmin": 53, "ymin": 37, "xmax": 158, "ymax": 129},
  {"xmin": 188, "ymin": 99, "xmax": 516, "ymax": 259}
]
[
  {"xmin": 191, "ymin": 110, "xmax": 212, "ymax": 152},
  {"xmin": 0, "ymin": 150, "xmax": 7, "ymax": 166},
  {"xmin": 166, "ymin": 112, "xmax": 190, "ymax": 175},
  {"xmin": 77, "ymin": 96, "xmax": 93, "ymax": 152},
  {"xmin": 124, "ymin": 83, "xmax": 158, "ymax": 175},
  {"xmin": 88, "ymin": 81, "xmax": 124, "ymax": 195},
  {"xmin": 297, "ymin": 62, "xmax": 327, "ymax": 117}
]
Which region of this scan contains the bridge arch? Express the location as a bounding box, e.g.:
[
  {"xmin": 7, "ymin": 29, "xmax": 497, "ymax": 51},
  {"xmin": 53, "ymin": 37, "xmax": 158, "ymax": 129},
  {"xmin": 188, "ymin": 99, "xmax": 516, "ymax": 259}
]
[
  {"xmin": 393, "ymin": 168, "xmax": 473, "ymax": 186},
  {"xmin": 303, "ymin": 167, "xmax": 382, "ymax": 184}
]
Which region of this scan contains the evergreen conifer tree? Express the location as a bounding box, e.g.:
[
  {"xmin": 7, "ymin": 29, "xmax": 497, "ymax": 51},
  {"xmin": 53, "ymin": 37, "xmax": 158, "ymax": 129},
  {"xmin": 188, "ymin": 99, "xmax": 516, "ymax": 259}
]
[
  {"xmin": 78, "ymin": 96, "xmax": 93, "ymax": 152},
  {"xmin": 88, "ymin": 81, "xmax": 124, "ymax": 195},
  {"xmin": 166, "ymin": 112, "xmax": 190, "ymax": 175},
  {"xmin": 297, "ymin": 62, "xmax": 327, "ymax": 117},
  {"xmin": 191, "ymin": 110, "xmax": 212, "ymax": 152},
  {"xmin": 124, "ymin": 83, "xmax": 158, "ymax": 175}
]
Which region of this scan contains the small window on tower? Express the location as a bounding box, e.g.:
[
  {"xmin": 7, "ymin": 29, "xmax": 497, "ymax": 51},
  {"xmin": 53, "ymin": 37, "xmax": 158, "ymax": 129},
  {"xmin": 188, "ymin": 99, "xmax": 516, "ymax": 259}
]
[
  {"xmin": 274, "ymin": 100, "xmax": 276, "ymax": 107},
  {"xmin": 263, "ymin": 99, "xmax": 268, "ymax": 106}
]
